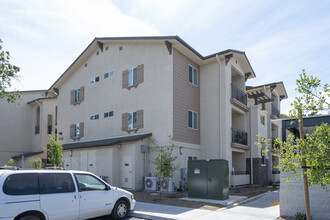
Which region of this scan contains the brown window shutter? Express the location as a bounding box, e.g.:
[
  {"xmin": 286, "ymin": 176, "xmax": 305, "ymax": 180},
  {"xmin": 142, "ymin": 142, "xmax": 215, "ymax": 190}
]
[
  {"xmin": 137, "ymin": 64, "xmax": 144, "ymax": 84},
  {"xmin": 122, "ymin": 70, "xmax": 128, "ymax": 88},
  {"xmin": 70, "ymin": 90, "xmax": 74, "ymax": 105},
  {"xmin": 80, "ymin": 86, "xmax": 85, "ymax": 102},
  {"xmin": 79, "ymin": 122, "xmax": 84, "ymax": 138},
  {"xmin": 70, "ymin": 124, "xmax": 74, "ymax": 139},
  {"xmin": 137, "ymin": 109, "xmax": 143, "ymax": 129},
  {"xmin": 122, "ymin": 113, "xmax": 128, "ymax": 131}
]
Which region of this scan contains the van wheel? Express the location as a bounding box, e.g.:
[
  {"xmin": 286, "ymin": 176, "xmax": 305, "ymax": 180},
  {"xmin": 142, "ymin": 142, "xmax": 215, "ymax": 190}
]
[
  {"xmin": 111, "ymin": 199, "xmax": 129, "ymax": 220},
  {"xmin": 17, "ymin": 213, "xmax": 43, "ymax": 220}
]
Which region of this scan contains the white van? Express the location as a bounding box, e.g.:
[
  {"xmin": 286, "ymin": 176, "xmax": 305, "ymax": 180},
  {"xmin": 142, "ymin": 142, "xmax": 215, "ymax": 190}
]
[{"xmin": 0, "ymin": 169, "xmax": 136, "ymax": 220}]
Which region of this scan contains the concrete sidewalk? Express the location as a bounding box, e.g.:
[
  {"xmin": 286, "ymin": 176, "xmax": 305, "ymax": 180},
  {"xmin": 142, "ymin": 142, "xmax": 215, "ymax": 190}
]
[{"xmin": 129, "ymin": 190, "xmax": 280, "ymax": 220}]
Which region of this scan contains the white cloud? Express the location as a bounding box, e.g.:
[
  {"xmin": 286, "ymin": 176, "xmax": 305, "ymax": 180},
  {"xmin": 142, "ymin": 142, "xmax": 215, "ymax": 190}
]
[{"xmin": 0, "ymin": 0, "xmax": 160, "ymax": 90}]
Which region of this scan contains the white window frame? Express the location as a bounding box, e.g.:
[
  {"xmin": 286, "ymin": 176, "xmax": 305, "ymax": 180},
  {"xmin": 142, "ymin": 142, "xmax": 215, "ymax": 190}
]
[
  {"xmin": 128, "ymin": 68, "xmax": 137, "ymax": 86},
  {"xmin": 90, "ymin": 114, "xmax": 99, "ymax": 120},
  {"xmin": 188, "ymin": 65, "xmax": 198, "ymax": 86},
  {"xmin": 74, "ymin": 123, "xmax": 80, "ymax": 138},
  {"xmin": 104, "ymin": 70, "xmax": 114, "ymax": 79},
  {"xmin": 74, "ymin": 89, "xmax": 80, "ymax": 103},
  {"xmin": 128, "ymin": 112, "xmax": 137, "ymax": 130},
  {"xmin": 188, "ymin": 110, "xmax": 198, "ymax": 130}
]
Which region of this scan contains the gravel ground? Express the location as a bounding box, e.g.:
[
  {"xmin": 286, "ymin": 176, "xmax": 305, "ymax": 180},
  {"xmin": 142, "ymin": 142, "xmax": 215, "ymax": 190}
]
[{"xmin": 129, "ymin": 186, "xmax": 277, "ymax": 211}]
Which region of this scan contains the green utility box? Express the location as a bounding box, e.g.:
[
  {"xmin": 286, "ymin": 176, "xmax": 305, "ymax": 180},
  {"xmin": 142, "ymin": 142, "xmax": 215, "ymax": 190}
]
[{"xmin": 188, "ymin": 159, "xmax": 229, "ymax": 200}]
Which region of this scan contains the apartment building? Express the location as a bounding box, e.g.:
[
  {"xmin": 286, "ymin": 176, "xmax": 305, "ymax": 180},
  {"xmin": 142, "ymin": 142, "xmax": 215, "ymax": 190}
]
[
  {"xmin": 0, "ymin": 36, "xmax": 287, "ymax": 189},
  {"xmin": 0, "ymin": 90, "xmax": 57, "ymax": 168}
]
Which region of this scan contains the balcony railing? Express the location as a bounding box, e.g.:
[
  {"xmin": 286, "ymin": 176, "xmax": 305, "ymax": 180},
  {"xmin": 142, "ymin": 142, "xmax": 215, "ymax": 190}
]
[
  {"xmin": 232, "ymin": 128, "xmax": 248, "ymax": 145},
  {"xmin": 271, "ymin": 104, "xmax": 280, "ymax": 118},
  {"xmin": 35, "ymin": 125, "xmax": 40, "ymax": 134},
  {"xmin": 231, "ymin": 84, "xmax": 247, "ymax": 106}
]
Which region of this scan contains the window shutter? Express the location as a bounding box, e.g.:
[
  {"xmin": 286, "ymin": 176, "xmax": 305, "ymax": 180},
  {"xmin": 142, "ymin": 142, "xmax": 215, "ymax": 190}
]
[
  {"xmin": 122, "ymin": 113, "xmax": 128, "ymax": 131},
  {"xmin": 80, "ymin": 86, "xmax": 85, "ymax": 102},
  {"xmin": 70, "ymin": 124, "xmax": 74, "ymax": 139},
  {"xmin": 137, "ymin": 64, "xmax": 144, "ymax": 84},
  {"xmin": 70, "ymin": 90, "xmax": 74, "ymax": 105},
  {"xmin": 79, "ymin": 122, "xmax": 84, "ymax": 138},
  {"xmin": 137, "ymin": 110, "xmax": 143, "ymax": 129},
  {"xmin": 122, "ymin": 70, "xmax": 129, "ymax": 88}
]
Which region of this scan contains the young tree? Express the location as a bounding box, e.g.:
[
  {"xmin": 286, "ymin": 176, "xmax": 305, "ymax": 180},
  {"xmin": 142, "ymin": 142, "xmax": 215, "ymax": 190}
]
[
  {"xmin": 30, "ymin": 157, "xmax": 43, "ymax": 169},
  {"xmin": 151, "ymin": 137, "xmax": 179, "ymax": 196},
  {"xmin": 256, "ymin": 70, "xmax": 329, "ymax": 220},
  {"xmin": 0, "ymin": 38, "xmax": 21, "ymax": 103},
  {"xmin": 48, "ymin": 134, "xmax": 63, "ymax": 168}
]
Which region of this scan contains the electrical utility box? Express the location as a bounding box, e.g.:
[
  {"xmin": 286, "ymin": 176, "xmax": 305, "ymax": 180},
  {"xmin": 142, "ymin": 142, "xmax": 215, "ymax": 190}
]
[{"xmin": 188, "ymin": 159, "xmax": 229, "ymax": 200}]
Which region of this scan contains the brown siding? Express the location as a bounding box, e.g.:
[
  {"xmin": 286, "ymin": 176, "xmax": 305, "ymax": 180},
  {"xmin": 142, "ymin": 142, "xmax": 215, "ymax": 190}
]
[{"xmin": 173, "ymin": 49, "xmax": 200, "ymax": 144}]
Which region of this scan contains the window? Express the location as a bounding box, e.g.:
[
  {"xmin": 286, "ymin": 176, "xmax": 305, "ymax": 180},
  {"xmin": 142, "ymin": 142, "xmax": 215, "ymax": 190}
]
[
  {"xmin": 122, "ymin": 110, "xmax": 143, "ymax": 132},
  {"xmin": 39, "ymin": 173, "xmax": 75, "ymax": 194},
  {"xmin": 122, "ymin": 64, "xmax": 144, "ymax": 89},
  {"xmin": 71, "ymin": 87, "xmax": 84, "ymax": 105},
  {"xmin": 74, "ymin": 89, "xmax": 80, "ymax": 103},
  {"xmin": 128, "ymin": 112, "xmax": 137, "ymax": 130},
  {"xmin": 74, "ymin": 123, "xmax": 80, "ymax": 138},
  {"xmin": 188, "ymin": 65, "xmax": 198, "ymax": 86},
  {"xmin": 128, "ymin": 68, "xmax": 138, "ymax": 86},
  {"xmin": 188, "ymin": 110, "xmax": 198, "ymax": 129},
  {"xmin": 90, "ymin": 76, "xmax": 100, "ymax": 84},
  {"xmin": 90, "ymin": 114, "xmax": 99, "ymax": 120},
  {"xmin": 104, "ymin": 111, "xmax": 114, "ymax": 118},
  {"xmin": 188, "ymin": 156, "xmax": 197, "ymax": 161},
  {"xmin": 3, "ymin": 173, "xmax": 39, "ymax": 195},
  {"xmin": 75, "ymin": 174, "xmax": 107, "ymax": 191},
  {"xmin": 70, "ymin": 122, "xmax": 84, "ymax": 140},
  {"xmin": 104, "ymin": 70, "xmax": 114, "ymax": 79}
]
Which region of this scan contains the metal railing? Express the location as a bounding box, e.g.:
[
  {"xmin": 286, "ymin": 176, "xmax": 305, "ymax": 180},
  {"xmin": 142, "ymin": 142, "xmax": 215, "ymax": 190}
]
[
  {"xmin": 232, "ymin": 128, "xmax": 248, "ymax": 145},
  {"xmin": 231, "ymin": 84, "xmax": 247, "ymax": 106},
  {"xmin": 272, "ymin": 170, "xmax": 280, "ymax": 174},
  {"xmin": 271, "ymin": 104, "xmax": 280, "ymax": 118},
  {"xmin": 231, "ymin": 171, "xmax": 250, "ymax": 175}
]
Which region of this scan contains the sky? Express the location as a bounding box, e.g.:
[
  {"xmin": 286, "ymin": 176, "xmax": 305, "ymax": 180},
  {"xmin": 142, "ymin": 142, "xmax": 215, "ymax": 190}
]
[{"xmin": 1, "ymin": 0, "xmax": 329, "ymax": 113}]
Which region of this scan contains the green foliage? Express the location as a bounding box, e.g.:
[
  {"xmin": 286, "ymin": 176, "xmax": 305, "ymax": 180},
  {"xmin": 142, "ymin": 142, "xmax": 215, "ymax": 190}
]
[
  {"xmin": 48, "ymin": 134, "xmax": 63, "ymax": 168},
  {"xmin": 255, "ymin": 70, "xmax": 330, "ymax": 190},
  {"xmin": 30, "ymin": 157, "xmax": 43, "ymax": 169},
  {"xmin": 4, "ymin": 158, "xmax": 15, "ymax": 167},
  {"xmin": 295, "ymin": 212, "xmax": 310, "ymax": 220},
  {"xmin": 151, "ymin": 136, "xmax": 179, "ymax": 193},
  {"xmin": 0, "ymin": 38, "xmax": 21, "ymax": 103},
  {"xmin": 289, "ymin": 69, "xmax": 329, "ymax": 119},
  {"xmin": 256, "ymin": 123, "xmax": 330, "ymax": 188}
]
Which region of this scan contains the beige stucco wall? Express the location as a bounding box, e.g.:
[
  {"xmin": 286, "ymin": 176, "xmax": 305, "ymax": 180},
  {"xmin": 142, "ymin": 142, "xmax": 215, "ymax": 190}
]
[
  {"xmin": 57, "ymin": 42, "xmax": 174, "ymax": 146},
  {"xmin": 0, "ymin": 91, "xmax": 46, "ymax": 166}
]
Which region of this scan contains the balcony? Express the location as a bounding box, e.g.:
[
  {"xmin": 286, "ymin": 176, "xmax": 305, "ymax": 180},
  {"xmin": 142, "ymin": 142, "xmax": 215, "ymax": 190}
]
[
  {"xmin": 231, "ymin": 171, "xmax": 250, "ymax": 186},
  {"xmin": 231, "ymin": 84, "xmax": 247, "ymax": 106},
  {"xmin": 271, "ymin": 104, "xmax": 280, "ymax": 118},
  {"xmin": 232, "ymin": 128, "xmax": 248, "ymax": 146}
]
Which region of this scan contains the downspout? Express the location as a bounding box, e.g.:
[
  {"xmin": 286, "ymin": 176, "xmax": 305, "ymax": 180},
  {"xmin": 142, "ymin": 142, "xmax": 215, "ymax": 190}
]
[
  {"xmin": 249, "ymin": 105, "xmax": 253, "ymax": 185},
  {"xmin": 216, "ymin": 54, "xmax": 222, "ymax": 159}
]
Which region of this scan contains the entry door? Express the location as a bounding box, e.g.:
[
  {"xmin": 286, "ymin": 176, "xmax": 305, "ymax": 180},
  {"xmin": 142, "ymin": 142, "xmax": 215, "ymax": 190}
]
[
  {"xmin": 120, "ymin": 156, "xmax": 133, "ymax": 188},
  {"xmin": 80, "ymin": 151, "xmax": 88, "ymax": 171}
]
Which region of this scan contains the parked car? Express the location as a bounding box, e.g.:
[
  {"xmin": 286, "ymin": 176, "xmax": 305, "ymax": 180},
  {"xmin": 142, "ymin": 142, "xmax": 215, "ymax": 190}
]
[{"xmin": 0, "ymin": 169, "xmax": 136, "ymax": 220}]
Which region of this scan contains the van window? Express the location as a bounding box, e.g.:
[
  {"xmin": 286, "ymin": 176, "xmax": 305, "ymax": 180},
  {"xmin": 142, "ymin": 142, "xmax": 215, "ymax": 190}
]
[
  {"xmin": 39, "ymin": 173, "xmax": 75, "ymax": 194},
  {"xmin": 3, "ymin": 173, "xmax": 39, "ymax": 195},
  {"xmin": 75, "ymin": 174, "xmax": 107, "ymax": 191}
]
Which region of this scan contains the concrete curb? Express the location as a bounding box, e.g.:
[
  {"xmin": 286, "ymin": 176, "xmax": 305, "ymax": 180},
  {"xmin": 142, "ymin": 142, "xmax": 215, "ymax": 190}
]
[
  {"xmin": 129, "ymin": 190, "xmax": 277, "ymax": 220},
  {"xmin": 216, "ymin": 190, "xmax": 275, "ymax": 211}
]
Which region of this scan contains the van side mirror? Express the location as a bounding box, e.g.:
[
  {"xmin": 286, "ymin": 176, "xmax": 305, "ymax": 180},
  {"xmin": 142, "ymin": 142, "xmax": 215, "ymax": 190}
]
[{"xmin": 106, "ymin": 185, "xmax": 111, "ymax": 190}]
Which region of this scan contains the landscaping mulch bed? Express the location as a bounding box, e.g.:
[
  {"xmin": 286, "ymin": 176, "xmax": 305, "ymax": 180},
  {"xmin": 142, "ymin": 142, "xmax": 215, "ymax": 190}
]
[{"xmin": 130, "ymin": 186, "xmax": 277, "ymax": 211}]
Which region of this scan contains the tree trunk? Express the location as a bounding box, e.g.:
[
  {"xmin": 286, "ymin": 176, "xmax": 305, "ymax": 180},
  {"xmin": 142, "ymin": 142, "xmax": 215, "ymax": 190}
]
[{"xmin": 298, "ymin": 112, "xmax": 311, "ymax": 220}]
